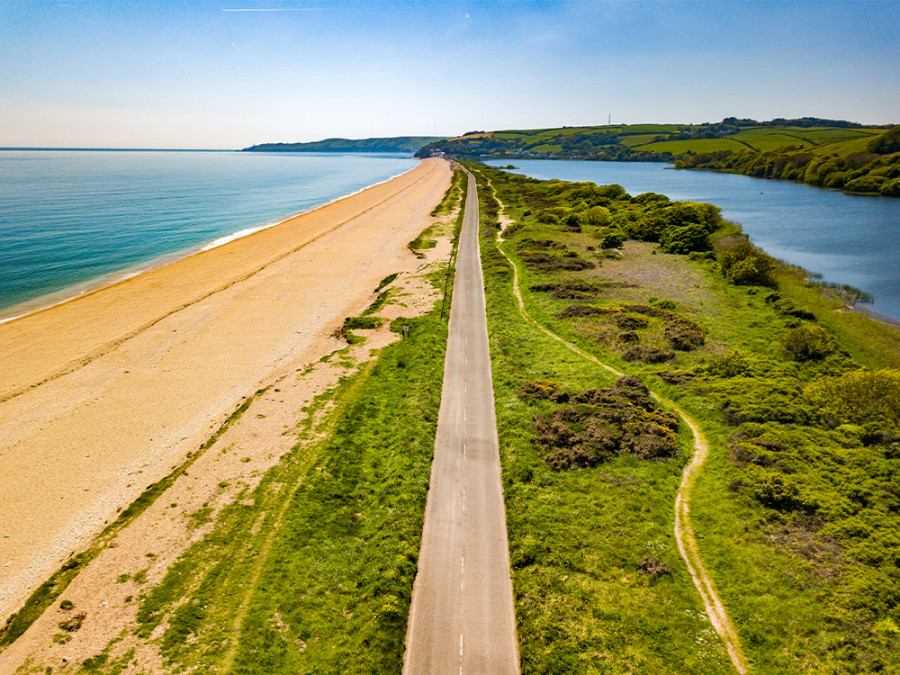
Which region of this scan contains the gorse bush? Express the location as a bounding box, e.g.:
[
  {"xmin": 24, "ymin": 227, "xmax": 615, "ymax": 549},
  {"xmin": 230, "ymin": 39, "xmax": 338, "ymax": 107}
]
[
  {"xmin": 524, "ymin": 376, "xmax": 679, "ymax": 469},
  {"xmin": 805, "ymin": 369, "xmax": 900, "ymax": 428},
  {"xmin": 780, "ymin": 324, "xmax": 834, "ymax": 361},
  {"xmin": 719, "ymin": 242, "xmax": 777, "ymax": 287}
]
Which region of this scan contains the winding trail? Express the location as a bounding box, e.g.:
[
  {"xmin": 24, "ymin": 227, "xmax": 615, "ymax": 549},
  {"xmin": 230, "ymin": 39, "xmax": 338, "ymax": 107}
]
[{"xmin": 486, "ymin": 176, "xmax": 749, "ymax": 674}]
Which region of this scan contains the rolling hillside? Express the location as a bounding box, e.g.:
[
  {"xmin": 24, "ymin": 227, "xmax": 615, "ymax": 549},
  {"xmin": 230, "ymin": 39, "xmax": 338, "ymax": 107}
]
[{"xmin": 418, "ymin": 119, "xmax": 900, "ymax": 196}]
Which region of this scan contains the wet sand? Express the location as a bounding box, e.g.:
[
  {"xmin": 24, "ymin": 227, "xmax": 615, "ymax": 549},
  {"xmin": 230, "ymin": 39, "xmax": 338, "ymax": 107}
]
[{"xmin": 0, "ymin": 157, "xmax": 451, "ymax": 623}]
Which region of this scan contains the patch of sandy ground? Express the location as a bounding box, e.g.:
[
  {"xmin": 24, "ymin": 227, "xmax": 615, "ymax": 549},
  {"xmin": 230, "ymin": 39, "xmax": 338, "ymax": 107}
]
[{"xmin": 0, "ymin": 158, "xmax": 453, "ymax": 673}]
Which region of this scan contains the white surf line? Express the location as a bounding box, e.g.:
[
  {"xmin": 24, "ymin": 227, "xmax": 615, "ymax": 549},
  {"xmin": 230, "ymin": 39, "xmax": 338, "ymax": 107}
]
[
  {"xmin": 487, "ymin": 175, "xmax": 749, "ymax": 674},
  {"xmin": 0, "ymin": 163, "xmax": 420, "ymax": 326}
]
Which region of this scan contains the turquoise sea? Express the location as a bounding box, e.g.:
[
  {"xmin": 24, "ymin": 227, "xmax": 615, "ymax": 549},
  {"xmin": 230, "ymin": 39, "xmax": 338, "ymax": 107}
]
[
  {"xmin": 486, "ymin": 159, "xmax": 900, "ymax": 322},
  {"xmin": 0, "ymin": 150, "xmax": 417, "ymax": 320}
]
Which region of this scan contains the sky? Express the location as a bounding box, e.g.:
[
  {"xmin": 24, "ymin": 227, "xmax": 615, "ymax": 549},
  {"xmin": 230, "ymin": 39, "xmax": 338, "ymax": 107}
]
[{"xmin": 1, "ymin": 0, "xmax": 898, "ymax": 149}]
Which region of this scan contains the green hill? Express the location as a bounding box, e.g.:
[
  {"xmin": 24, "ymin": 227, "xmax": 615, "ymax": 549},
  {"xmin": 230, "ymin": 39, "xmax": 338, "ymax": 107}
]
[
  {"xmin": 242, "ymin": 136, "xmax": 445, "ymax": 154},
  {"xmin": 417, "ymin": 119, "xmax": 900, "ymax": 197}
]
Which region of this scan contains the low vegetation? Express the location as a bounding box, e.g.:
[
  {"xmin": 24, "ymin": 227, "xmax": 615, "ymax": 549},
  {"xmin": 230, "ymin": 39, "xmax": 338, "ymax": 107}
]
[{"xmin": 469, "ymin": 161, "xmax": 900, "ymax": 672}]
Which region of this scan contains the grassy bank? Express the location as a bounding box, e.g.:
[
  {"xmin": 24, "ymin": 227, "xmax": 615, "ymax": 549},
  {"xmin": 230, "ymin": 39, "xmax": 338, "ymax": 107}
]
[
  {"xmin": 18, "ymin": 168, "xmax": 466, "ymax": 674},
  {"xmin": 128, "ymin": 308, "xmax": 449, "ymax": 674},
  {"xmin": 469, "ymin": 161, "xmax": 900, "ymax": 672}
]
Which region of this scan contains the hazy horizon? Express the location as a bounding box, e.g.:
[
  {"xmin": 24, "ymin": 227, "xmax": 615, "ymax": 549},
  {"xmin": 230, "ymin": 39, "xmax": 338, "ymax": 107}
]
[{"xmin": 2, "ymin": 0, "xmax": 898, "ymax": 150}]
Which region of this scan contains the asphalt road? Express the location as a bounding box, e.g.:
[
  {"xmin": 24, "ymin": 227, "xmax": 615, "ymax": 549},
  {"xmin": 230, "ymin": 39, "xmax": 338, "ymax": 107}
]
[{"xmin": 403, "ymin": 170, "xmax": 520, "ymax": 674}]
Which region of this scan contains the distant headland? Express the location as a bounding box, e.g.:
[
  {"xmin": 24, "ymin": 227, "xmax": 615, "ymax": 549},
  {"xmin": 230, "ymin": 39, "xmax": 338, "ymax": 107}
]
[{"xmin": 242, "ymin": 136, "xmax": 445, "ymax": 154}]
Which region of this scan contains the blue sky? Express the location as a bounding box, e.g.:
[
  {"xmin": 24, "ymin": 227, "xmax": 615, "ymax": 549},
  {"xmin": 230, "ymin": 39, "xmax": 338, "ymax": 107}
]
[{"xmin": 1, "ymin": 0, "xmax": 898, "ymax": 148}]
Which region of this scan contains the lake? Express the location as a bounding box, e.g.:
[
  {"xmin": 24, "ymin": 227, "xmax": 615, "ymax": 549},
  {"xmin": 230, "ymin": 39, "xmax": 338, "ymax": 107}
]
[{"xmin": 485, "ymin": 159, "xmax": 900, "ymax": 322}]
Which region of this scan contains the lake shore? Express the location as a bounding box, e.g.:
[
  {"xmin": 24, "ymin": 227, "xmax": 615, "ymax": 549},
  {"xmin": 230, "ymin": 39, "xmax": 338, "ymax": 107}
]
[{"xmin": 0, "ymin": 157, "xmax": 451, "ymax": 624}]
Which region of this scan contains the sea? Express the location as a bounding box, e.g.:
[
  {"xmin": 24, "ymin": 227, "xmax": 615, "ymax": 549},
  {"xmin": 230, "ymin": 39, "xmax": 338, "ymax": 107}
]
[
  {"xmin": 0, "ymin": 150, "xmax": 417, "ymax": 321},
  {"xmin": 485, "ymin": 159, "xmax": 900, "ymax": 323}
]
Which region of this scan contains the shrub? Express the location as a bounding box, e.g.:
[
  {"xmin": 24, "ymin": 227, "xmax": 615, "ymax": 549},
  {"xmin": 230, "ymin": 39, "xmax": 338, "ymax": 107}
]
[
  {"xmin": 805, "ymin": 369, "xmax": 900, "ymax": 427},
  {"xmin": 664, "ymin": 320, "xmax": 706, "ymax": 351},
  {"xmin": 597, "ymin": 183, "xmax": 628, "ymax": 199},
  {"xmin": 719, "ymin": 242, "xmax": 777, "ymax": 286},
  {"xmin": 772, "ymin": 298, "xmax": 816, "ymax": 321},
  {"xmin": 650, "ymin": 298, "xmax": 677, "ymax": 311},
  {"xmin": 845, "ymin": 176, "xmax": 886, "ymax": 193},
  {"xmin": 704, "ymin": 350, "xmax": 752, "ymax": 378},
  {"xmin": 518, "ymin": 249, "xmax": 594, "ymax": 272},
  {"xmin": 530, "ymin": 280, "xmax": 602, "ymax": 300},
  {"xmin": 631, "ymin": 192, "xmax": 670, "ymax": 205},
  {"xmin": 751, "ymin": 474, "xmax": 809, "ymax": 513},
  {"xmin": 659, "ymin": 223, "xmax": 712, "ymax": 254},
  {"xmin": 343, "ymin": 316, "xmax": 385, "ymax": 330},
  {"xmin": 517, "ymin": 380, "xmax": 569, "ymax": 403},
  {"xmin": 622, "ymin": 345, "xmax": 675, "ymax": 363},
  {"xmin": 868, "ymin": 125, "xmax": 900, "ymax": 154},
  {"xmin": 583, "ymin": 205, "xmax": 611, "ymax": 226},
  {"xmin": 612, "ymin": 314, "xmax": 649, "ymax": 330},
  {"xmin": 880, "ymin": 178, "xmax": 900, "ymax": 197},
  {"xmin": 780, "ymin": 325, "xmax": 833, "ymax": 361},
  {"xmin": 638, "ymin": 556, "xmax": 673, "ymax": 578},
  {"xmin": 600, "ymin": 231, "xmax": 625, "ymax": 249},
  {"xmin": 58, "ymin": 612, "xmax": 86, "ymax": 632},
  {"xmin": 556, "ymin": 304, "xmax": 610, "ymax": 319},
  {"xmin": 654, "ymin": 370, "xmax": 695, "ymax": 386},
  {"xmin": 536, "ymin": 378, "xmax": 679, "ymax": 469},
  {"xmin": 562, "ymin": 213, "xmax": 582, "ymax": 232}
]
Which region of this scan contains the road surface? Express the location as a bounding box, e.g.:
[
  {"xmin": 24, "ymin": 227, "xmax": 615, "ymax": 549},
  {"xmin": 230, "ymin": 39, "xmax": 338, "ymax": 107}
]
[{"xmin": 403, "ymin": 170, "xmax": 520, "ymax": 674}]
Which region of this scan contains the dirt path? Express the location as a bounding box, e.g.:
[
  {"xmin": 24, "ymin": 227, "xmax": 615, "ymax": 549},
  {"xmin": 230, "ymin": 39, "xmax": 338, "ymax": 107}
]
[{"xmin": 488, "ymin": 179, "xmax": 749, "ymax": 674}]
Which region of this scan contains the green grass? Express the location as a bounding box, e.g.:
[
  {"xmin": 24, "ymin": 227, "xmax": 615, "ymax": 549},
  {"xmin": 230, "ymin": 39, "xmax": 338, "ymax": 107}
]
[
  {"xmin": 470, "ymin": 162, "xmax": 900, "ymax": 673},
  {"xmin": 636, "ymin": 138, "xmax": 750, "ymax": 154},
  {"xmin": 125, "ymin": 305, "xmax": 448, "ymax": 674},
  {"xmin": 469, "ymin": 163, "xmax": 735, "ymax": 673},
  {"xmin": 619, "ymin": 133, "xmax": 669, "ymax": 148},
  {"xmin": 731, "ymin": 131, "xmax": 813, "ymax": 151}
]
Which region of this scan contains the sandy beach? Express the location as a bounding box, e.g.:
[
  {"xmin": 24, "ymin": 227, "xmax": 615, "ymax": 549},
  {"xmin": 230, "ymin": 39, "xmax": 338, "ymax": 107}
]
[{"xmin": 0, "ymin": 157, "xmax": 451, "ymax": 627}]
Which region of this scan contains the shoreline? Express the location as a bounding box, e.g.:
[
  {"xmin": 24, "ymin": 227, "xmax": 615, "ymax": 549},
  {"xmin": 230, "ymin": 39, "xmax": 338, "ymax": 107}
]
[
  {"xmin": 0, "ymin": 158, "xmax": 452, "ymax": 625},
  {"xmin": 0, "ymin": 163, "xmax": 418, "ymax": 325}
]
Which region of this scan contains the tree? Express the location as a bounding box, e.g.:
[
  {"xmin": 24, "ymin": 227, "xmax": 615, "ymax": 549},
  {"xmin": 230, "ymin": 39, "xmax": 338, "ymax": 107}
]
[{"xmin": 868, "ymin": 125, "xmax": 900, "ymax": 155}]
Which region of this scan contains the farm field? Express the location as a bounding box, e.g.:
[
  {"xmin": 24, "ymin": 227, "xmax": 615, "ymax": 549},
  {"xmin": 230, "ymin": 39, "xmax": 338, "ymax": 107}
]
[{"xmin": 418, "ymin": 119, "xmax": 899, "ymax": 197}]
